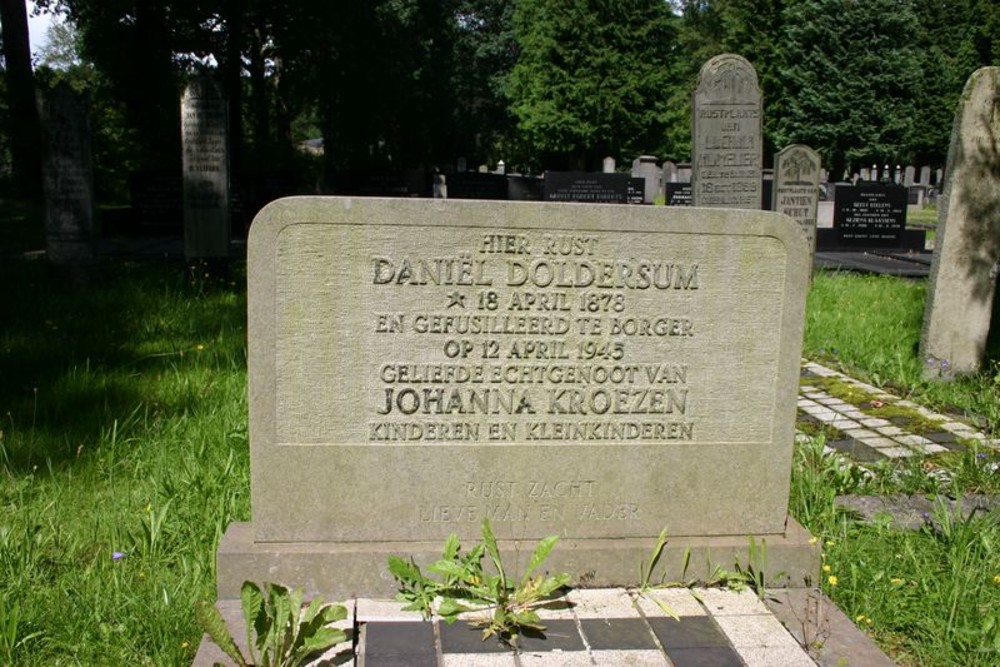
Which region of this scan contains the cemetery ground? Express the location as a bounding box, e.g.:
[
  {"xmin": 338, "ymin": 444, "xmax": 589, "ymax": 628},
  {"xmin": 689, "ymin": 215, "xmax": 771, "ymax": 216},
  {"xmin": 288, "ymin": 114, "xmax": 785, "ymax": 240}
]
[{"xmin": 1, "ymin": 255, "xmax": 999, "ymax": 665}]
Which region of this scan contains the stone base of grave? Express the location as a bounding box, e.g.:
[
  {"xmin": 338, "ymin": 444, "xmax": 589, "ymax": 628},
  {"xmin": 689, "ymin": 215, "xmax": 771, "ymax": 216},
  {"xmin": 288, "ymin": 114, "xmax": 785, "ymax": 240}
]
[{"xmin": 216, "ymin": 518, "xmax": 820, "ymax": 600}]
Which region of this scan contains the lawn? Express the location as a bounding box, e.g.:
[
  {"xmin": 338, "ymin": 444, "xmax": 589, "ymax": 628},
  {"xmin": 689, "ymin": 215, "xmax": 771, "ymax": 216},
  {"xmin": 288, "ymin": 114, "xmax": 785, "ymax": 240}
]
[{"xmin": 1, "ymin": 255, "xmax": 998, "ymax": 665}]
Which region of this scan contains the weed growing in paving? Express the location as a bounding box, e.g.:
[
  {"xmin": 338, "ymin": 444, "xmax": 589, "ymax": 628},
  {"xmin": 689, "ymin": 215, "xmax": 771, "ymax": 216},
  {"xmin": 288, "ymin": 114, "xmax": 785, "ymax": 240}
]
[{"xmin": 389, "ymin": 519, "xmax": 570, "ymax": 645}]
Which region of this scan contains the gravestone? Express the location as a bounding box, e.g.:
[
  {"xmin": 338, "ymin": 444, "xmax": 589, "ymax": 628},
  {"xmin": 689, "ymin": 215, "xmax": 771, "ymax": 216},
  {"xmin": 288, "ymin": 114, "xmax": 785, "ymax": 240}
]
[
  {"xmin": 603, "ymin": 157, "xmax": 616, "ymax": 173},
  {"xmin": 860, "ymin": 167, "xmax": 871, "ymax": 182},
  {"xmin": 772, "ymin": 145, "xmax": 821, "ymax": 270},
  {"xmin": 921, "ymin": 67, "xmax": 1000, "ymax": 378},
  {"xmin": 627, "ymin": 178, "xmax": 645, "ymax": 205},
  {"xmin": 664, "ymin": 182, "xmax": 693, "ymax": 206},
  {"xmin": 831, "ymin": 184, "xmax": 909, "ymax": 246},
  {"xmin": 919, "ymin": 165, "xmax": 931, "ymax": 186},
  {"xmin": 904, "ymin": 165, "xmax": 915, "ymax": 187},
  {"xmin": 691, "ymin": 54, "xmax": 762, "ymax": 208},
  {"xmin": 37, "ymin": 82, "xmax": 96, "ymax": 264},
  {"xmin": 507, "ymin": 175, "xmax": 544, "ymax": 201},
  {"xmin": 216, "ymin": 197, "xmax": 818, "ymax": 599},
  {"xmin": 447, "ymin": 173, "xmax": 509, "ymax": 200},
  {"xmin": 631, "ymin": 155, "xmax": 661, "ymax": 204},
  {"xmin": 543, "ymin": 172, "xmax": 629, "ymax": 203},
  {"xmin": 181, "ymin": 77, "xmax": 230, "ymax": 263},
  {"xmin": 663, "ymin": 161, "xmax": 678, "ymax": 183}
]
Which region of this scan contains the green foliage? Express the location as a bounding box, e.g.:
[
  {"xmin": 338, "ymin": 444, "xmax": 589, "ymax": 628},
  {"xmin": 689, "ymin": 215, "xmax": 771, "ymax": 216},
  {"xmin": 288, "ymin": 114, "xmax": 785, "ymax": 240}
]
[
  {"xmin": 389, "ymin": 519, "xmax": 570, "ymax": 644},
  {"xmin": 507, "ymin": 0, "xmax": 678, "ymax": 169},
  {"xmin": 197, "ymin": 582, "xmax": 348, "ymax": 667}
]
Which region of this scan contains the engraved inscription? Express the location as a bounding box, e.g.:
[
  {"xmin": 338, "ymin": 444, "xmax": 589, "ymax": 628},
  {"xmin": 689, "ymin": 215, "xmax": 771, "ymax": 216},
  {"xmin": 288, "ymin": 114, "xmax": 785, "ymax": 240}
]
[{"xmin": 368, "ymin": 233, "xmax": 699, "ymax": 444}]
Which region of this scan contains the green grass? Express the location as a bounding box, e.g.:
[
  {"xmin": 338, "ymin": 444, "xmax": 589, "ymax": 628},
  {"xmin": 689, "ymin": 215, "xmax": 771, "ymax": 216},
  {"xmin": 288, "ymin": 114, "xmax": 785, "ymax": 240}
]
[
  {"xmin": 795, "ymin": 269, "xmax": 1000, "ymax": 665},
  {"xmin": 1, "ymin": 255, "xmax": 999, "ymax": 664},
  {"xmin": 0, "ymin": 260, "xmax": 248, "ymax": 664}
]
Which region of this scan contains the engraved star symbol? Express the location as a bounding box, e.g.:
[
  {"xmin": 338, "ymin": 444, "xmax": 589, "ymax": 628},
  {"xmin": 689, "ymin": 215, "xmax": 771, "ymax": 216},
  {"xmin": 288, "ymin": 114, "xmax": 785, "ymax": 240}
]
[{"xmin": 446, "ymin": 291, "xmax": 466, "ymax": 308}]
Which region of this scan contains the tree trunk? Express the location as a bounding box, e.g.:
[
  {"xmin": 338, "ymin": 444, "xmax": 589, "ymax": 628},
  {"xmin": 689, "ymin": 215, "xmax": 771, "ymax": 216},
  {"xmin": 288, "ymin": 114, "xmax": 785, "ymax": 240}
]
[{"xmin": 0, "ymin": 0, "xmax": 42, "ymax": 199}]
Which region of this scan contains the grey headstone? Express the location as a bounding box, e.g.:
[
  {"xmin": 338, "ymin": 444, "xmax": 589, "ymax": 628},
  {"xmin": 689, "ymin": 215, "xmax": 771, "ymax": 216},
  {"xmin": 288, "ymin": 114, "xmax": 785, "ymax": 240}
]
[
  {"xmin": 676, "ymin": 163, "xmax": 692, "ymax": 182},
  {"xmin": 602, "ymin": 157, "xmax": 616, "ymax": 173},
  {"xmin": 936, "ymin": 168, "xmax": 943, "ymax": 185},
  {"xmin": 457, "ymin": 157, "xmax": 467, "ymax": 173},
  {"xmin": 37, "ymin": 82, "xmax": 95, "ymax": 265},
  {"xmin": 632, "ymin": 156, "xmax": 661, "ymax": 204},
  {"xmin": 663, "ymin": 161, "xmax": 678, "ymax": 183},
  {"xmin": 860, "ymin": 168, "xmax": 871, "ymax": 182},
  {"xmin": 182, "ymin": 77, "xmax": 230, "ymax": 261},
  {"xmin": 217, "ymin": 197, "xmax": 816, "ymax": 598},
  {"xmin": 691, "ymin": 54, "xmax": 762, "ymax": 208},
  {"xmin": 921, "ymin": 67, "xmax": 1000, "ymax": 378},
  {"xmin": 904, "ymin": 165, "xmax": 915, "ymax": 187},
  {"xmin": 919, "ymin": 165, "xmax": 931, "ymax": 186},
  {"xmin": 773, "ymin": 144, "xmax": 821, "ymax": 272}
]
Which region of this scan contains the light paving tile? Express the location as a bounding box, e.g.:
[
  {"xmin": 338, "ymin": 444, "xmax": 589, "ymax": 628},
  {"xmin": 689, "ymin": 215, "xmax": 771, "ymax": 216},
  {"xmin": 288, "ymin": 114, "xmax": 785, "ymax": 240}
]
[
  {"xmin": 442, "ymin": 654, "xmax": 517, "ymax": 666},
  {"xmin": 355, "ymin": 599, "xmax": 425, "ymax": 621},
  {"xmin": 822, "ymin": 446, "xmax": 836, "ymax": 456},
  {"xmin": 799, "ymin": 385, "xmax": 816, "ymax": 392},
  {"xmin": 856, "ymin": 436, "xmax": 899, "ymax": 448},
  {"xmin": 839, "ymin": 410, "xmax": 867, "ymax": 420},
  {"xmin": 842, "ymin": 428, "xmax": 875, "ymax": 439},
  {"xmin": 713, "ymin": 614, "xmax": 802, "ymax": 649},
  {"xmin": 859, "ymin": 418, "xmax": 893, "ymax": 428},
  {"xmin": 830, "ymin": 419, "xmax": 862, "ymax": 430},
  {"xmin": 875, "ymin": 446, "xmax": 917, "ymax": 459},
  {"xmin": 939, "ymin": 421, "xmax": 973, "ymax": 433},
  {"xmin": 697, "ymin": 588, "xmax": 769, "ymax": 616},
  {"xmin": 816, "ymin": 397, "xmax": 846, "ymax": 407},
  {"xmin": 567, "ymin": 588, "xmax": 640, "ymax": 618},
  {"xmin": 634, "ymin": 588, "xmax": 707, "ymax": 617},
  {"xmin": 533, "ymin": 595, "xmax": 577, "ymax": 620},
  {"xmin": 895, "ymin": 434, "xmax": 934, "ymax": 447},
  {"xmin": 913, "ymin": 443, "xmax": 950, "ymax": 455},
  {"xmin": 588, "ymin": 650, "xmax": 670, "ymax": 666},
  {"xmin": 736, "ymin": 646, "xmax": 817, "ymax": 666},
  {"xmin": 516, "ymin": 650, "xmax": 594, "ymax": 666},
  {"xmin": 876, "ymin": 425, "xmax": 905, "ymax": 436}
]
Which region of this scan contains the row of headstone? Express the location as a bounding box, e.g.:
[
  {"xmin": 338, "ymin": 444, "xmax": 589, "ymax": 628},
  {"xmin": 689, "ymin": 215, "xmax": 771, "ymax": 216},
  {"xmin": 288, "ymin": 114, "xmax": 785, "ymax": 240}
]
[{"xmin": 855, "ymin": 163, "xmax": 942, "ymax": 187}]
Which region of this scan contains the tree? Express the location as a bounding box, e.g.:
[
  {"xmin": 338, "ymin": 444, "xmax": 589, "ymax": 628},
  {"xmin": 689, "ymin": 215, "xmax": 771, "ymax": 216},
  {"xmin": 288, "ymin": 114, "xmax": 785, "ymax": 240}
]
[
  {"xmin": 507, "ymin": 0, "xmax": 677, "ymax": 171},
  {"xmin": 0, "ymin": 0, "xmax": 42, "ymax": 198},
  {"xmin": 774, "ymin": 0, "xmax": 922, "ymax": 178}
]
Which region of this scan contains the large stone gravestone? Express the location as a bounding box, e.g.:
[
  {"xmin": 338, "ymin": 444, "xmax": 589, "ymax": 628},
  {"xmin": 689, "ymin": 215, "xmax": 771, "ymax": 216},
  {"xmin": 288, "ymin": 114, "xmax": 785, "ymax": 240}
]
[
  {"xmin": 773, "ymin": 145, "xmax": 821, "ymax": 271},
  {"xmin": 37, "ymin": 82, "xmax": 96, "ymax": 265},
  {"xmin": 921, "ymin": 67, "xmax": 1000, "ymax": 378},
  {"xmin": 216, "ymin": 198, "xmax": 818, "ymax": 599},
  {"xmin": 181, "ymin": 77, "xmax": 230, "ymax": 263},
  {"xmin": 691, "ymin": 54, "xmax": 762, "ymax": 208}
]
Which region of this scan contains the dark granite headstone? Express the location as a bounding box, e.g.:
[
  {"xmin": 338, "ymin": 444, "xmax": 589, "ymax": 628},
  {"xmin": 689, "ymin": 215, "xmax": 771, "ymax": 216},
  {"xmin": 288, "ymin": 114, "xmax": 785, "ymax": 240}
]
[
  {"xmin": 446, "ymin": 173, "xmax": 509, "ymax": 200},
  {"xmin": 327, "ymin": 170, "xmax": 432, "ymax": 198},
  {"xmin": 833, "ymin": 184, "xmax": 908, "ymax": 246},
  {"xmin": 543, "ymin": 172, "xmax": 629, "ymax": 203},
  {"xmin": 507, "ymin": 175, "xmax": 544, "ymax": 201},
  {"xmin": 664, "ymin": 182, "xmax": 692, "ymax": 207},
  {"xmin": 627, "ymin": 178, "xmax": 645, "ymax": 204}
]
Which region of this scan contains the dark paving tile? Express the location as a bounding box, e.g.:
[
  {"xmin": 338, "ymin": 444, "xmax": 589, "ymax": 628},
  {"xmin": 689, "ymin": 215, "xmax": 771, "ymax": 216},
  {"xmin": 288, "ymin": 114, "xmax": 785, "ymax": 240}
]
[
  {"xmin": 826, "ymin": 438, "xmax": 885, "ymax": 463},
  {"xmin": 439, "ymin": 621, "xmax": 512, "ymax": 653},
  {"xmin": 888, "ymin": 415, "xmax": 910, "ymax": 426},
  {"xmin": 647, "ymin": 616, "xmax": 728, "ymax": 649},
  {"xmin": 664, "ymin": 646, "xmax": 745, "ymax": 667},
  {"xmin": 800, "ymin": 369, "xmax": 820, "ymax": 378},
  {"xmin": 363, "ymin": 621, "xmax": 436, "ymax": 656},
  {"xmin": 514, "ymin": 619, "xmax": 586, "ymax": 653},
  {"xmin": 797, "ymin": 412, "xmax": 820, "ymax": 424},
  {"xmin": 579, "ymin": 618, "xmax": 658, "ymax": 650},
  {"xmin": 924, "ymin": 430, "xmax": 959, "ymax": 444}
]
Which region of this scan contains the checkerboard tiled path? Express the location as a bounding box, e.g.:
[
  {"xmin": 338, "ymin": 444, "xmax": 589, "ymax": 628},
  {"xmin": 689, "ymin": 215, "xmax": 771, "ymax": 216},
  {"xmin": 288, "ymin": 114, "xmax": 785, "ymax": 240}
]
[
  {"xmin": 355, "ymin": 588, "xmax": 816, "ymax": 667},
  {"xmin": 798, "ymin": 360, "xmax": 998, "ymax": 461}
]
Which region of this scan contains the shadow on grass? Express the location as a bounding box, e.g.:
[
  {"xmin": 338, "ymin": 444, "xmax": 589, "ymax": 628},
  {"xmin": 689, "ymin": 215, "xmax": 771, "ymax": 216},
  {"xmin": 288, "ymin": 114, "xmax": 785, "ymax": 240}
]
[{"xmin": 0, "ymin": 257, "xmax": 246, "ymax": 472}]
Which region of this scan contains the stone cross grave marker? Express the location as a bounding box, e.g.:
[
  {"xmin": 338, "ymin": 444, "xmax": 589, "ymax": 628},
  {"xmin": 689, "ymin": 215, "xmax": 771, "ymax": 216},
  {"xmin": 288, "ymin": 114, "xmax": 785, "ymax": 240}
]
[
  {"xmin": 921, "ymin": 67, "xmax": 1000, "ymax": 378},
  {"xmin": 181, "ymin": 77, "xmax": 230, "ymax": 262},
  {"xmin": 216, "ymin": 197, "xmax": 817, "ymax": 599},
  {"xmin": 691, "ymin": 54, "xmax": 762, "ymax": 208},
  {"xmin": 773, "ymin": 144, "xmax": 821, "ymax": 272},
  {"xmin": 37, "ymin": 82, "xmax": 95, "ymax": 265}
]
